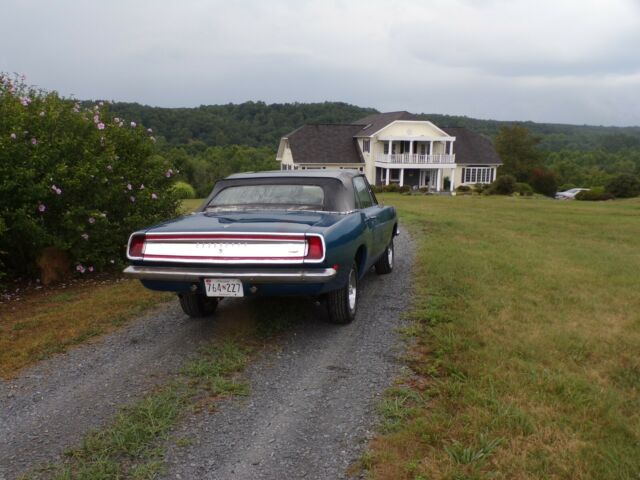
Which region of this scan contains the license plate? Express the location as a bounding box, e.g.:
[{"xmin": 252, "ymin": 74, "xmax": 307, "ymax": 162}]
[{"xmin": 204, "ymin": 278, "xmax": 244, "ymax": 297}]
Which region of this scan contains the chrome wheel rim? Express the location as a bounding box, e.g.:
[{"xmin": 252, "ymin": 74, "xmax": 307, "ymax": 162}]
[
  {"xmin": 387, "ymin": 243, "xmax": 394, "ymax": 268},
  {"xmin": 348, "ymin": 268, "xmax": 357, "ymax": 313}
]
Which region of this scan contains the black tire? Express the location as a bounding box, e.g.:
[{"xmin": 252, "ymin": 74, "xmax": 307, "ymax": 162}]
[
  {"xmin": 374, "ymin": 239, "xmax": 394, "ymax": 275},
  {"xmin": 178, "ymin": 292, "xmax": 218, "ymax": 318},
  {"xmin": 326, "ymin": 262, "xmax": 358, "ymax": 324}
]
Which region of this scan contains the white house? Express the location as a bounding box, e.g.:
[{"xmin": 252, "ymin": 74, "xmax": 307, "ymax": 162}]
[{"xmin": 276, "ymin": 111, "xmax": 502, "ymax": 192}]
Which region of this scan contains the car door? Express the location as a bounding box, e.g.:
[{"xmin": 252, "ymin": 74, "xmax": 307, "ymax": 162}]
[{"xmin": 353, "ymin": 176, "xmax": 384, "ymax": 262}]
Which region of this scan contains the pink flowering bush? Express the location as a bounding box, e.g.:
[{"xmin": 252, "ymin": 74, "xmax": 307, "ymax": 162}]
[{"xmin": 0, "ymin": 74, "xmax": 180, "ymax": 279}]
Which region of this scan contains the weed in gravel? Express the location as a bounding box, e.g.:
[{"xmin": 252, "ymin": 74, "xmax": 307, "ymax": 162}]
[{"xmin": 39, "ymin": 339, "xmax": 252, "ymax": 479}]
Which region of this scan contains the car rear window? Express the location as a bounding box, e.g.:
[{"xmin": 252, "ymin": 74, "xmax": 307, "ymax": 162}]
[{"xmin": 209, "ymin": 184, "xmax": 325, "ymax": 209}]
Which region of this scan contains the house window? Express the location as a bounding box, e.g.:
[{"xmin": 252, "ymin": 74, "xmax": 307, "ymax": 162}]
[
  {"xmin": 362, "ymin": 139, "xmax": 370, "ymax": 153},
  {"xmin": 463, "ymin": 167, "xmax": 494, "ymax": 184},
  {"xmin": 383, "ymin": 142, "xmax": 389, "ymax": 154}
]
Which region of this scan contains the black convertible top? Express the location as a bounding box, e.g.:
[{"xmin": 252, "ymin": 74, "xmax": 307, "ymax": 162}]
[{"xmin": 203, "ymin": 170, "xmax": 363, "ymax": 212}]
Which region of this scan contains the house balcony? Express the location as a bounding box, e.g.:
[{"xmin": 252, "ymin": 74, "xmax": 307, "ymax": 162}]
[{"xmin": 375, "ymin": 153, "xmax": 456, "ymax": 166}]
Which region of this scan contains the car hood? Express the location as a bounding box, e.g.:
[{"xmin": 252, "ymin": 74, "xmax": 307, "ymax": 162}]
[{"xmin": 144, "ymin": 210, "xmax": 348, "ymax": 235}]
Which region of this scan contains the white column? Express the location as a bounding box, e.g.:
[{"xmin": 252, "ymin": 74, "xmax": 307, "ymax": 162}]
[
  {"xmin": 436, "ymin": 169, "xmax": 441, "ymax": 192},
  {"xmin": 450, "ymin": 168, "xmax": 455, "ymax": 192},
  {"xmin": 399, "ymin": 168, "xmax": 404, "ymax": 187},
  {"xmin": 385, "ymin": 168, "xmax": 390, "ymax": 186},
  {"xmin": 409, "ymin": 141, "xmax": 413, "ymax": 155}
]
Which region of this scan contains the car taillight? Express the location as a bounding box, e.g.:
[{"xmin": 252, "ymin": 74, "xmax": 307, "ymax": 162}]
[
  {"xmin": 129, "ymin": 234, "xmax": 146, "ymax": 258},
  {"xmin": 306, "ymin": 235, "xmax": 324, "ymax": 261}
]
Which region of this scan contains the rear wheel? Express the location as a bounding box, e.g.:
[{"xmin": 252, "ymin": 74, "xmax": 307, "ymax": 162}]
[
  {"xmin": 374, "ymin": 239, "xmax": 394, "ymax": 275},
  {"xmin": 326, "ymin": 262, "xmax": 358, "ymax": 324},
  {"xmin": 178, "ymin": 292, "xmax": 218, "ymax": 318}
]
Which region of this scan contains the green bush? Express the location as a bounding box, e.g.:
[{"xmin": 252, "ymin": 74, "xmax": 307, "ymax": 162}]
[
  {"xmin": 575, "ymin": 187, "xmax": 613, "ymax": 201},
  {"xmin": 383, "ymin": 183, "xmax": 400, "ymax": 193},
  {"xmin": 0, "ymin": 74, "xmax": 180, "ymax": 278},
  {"xmin": 474, "ymin": 183, "xmax": 490, "ymax": 194},
  {"xmin": 606, "ymin": 174, "xmax": 640, "ymax": 198},
  {"xmin": 456, "ymin": 185, "xmax": 472, "ymax": 193},
  {"xmin": 515, "ymin": 182, "xmax": 534, "ymax": 196},
  {"xmin": 530, "ymin": 168, "xmax": 558, "ymax": 197},
  {"xmin": 170, "ymin": 181, "xmax": 197, "ymax": 199},
  {"xmin": 488, "ymin": 175, "xmax": 517, "ymax": 195}
]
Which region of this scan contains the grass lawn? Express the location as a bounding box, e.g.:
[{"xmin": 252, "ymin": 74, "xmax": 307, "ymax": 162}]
[
  {"xmin": 366, "ymin": 195, "xmax": 640, "ymax": 479},
  {"xmin": 0, "ymin": 279, "xmax": 171, "ymax": 378}
]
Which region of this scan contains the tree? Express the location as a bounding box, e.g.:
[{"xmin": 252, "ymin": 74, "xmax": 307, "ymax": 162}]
[{"xmin": 495, "ymin": 126, "xmax": 544, "ymax": 182}]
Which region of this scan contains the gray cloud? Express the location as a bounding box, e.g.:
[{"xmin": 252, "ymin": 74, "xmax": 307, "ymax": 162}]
[{"xmin": 1, "ymin": 0, "xmax": 639, "ymax": 125}]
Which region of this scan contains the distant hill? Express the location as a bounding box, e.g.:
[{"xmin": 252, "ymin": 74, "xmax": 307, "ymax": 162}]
[
  {"xmin": 103, "ymin": 101, "xmax": 375, "ymax": 150},
  {"xmin": 101, "ymin": 100, "xmax": 640, "ymax": 153}
]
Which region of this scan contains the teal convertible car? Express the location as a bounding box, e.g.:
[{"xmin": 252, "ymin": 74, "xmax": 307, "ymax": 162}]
[{"xmin": 124, "ymin": 171, "xmax": 398, "ymax": 324}]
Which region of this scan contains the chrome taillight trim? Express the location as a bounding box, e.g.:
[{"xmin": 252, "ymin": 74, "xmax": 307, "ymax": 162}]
[{"xmin": 126, "ymin": 231, "xmax": 325, "ymax": 264}]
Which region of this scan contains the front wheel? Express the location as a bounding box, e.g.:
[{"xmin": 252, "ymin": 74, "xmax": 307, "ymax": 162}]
[
  {"xmin": 178, "ymin": 292, "xmax": 218, "ymax": 318},
  {"xmin": 374, "ymin": 239, "xmax": 394, "ymax": 275},
  {"xmin": 325, "ymin": 262, "xmax": 358, "ymax": 324}
]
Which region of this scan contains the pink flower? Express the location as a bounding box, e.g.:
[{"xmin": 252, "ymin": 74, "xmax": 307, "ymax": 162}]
[
  {"xmin": 76, "ymin": 264, "xmax": 85, "ymax": 273},
  {"xmin": 97, "ymin": 122, "xmax": 105, "ymax": 130},
  {"xmin": 51, "ymin": 185, "xmax": 62, "ymax": 195},
  {"xmin": 139, "ymin": 184, "xmax": 145, "ymax": 190},
  {"xmin": 31, "ymin": 137, "xmax": 37, "ymax": 145},
  {"xmin": 81, "ymin": 233, "xmax": 89, "ymax": 240},
  {"xmin": 151, "ymin": 193, "xmax": 158, "ymax": 200},
  {"xmin": 127, "ymin": 183, "xmax": 132, "ymax": 190},
  {"xmin": 88, "ymin": 266, "xmax": 94, "ymax": 272},
  {"xmin": 20, "ymin": 96, "xmax": 31, "ymax": 106},
  {"xmin": 114, "ymin": 117, "xmax": 120, "ymax": 123},
  {"xmin": 10, "ymin": 133, "xmax": 16, "ymax": 139},
  {"xmin": 88, "ymin": 217, "xmax": 96, "ymax": 224},
  {"xmin": 165, "ymin": 169, "xmax": 173, "ymax": 178},
  {"xmin": 93, "ymin": 114, "xmax": 100, "ymax": 123},
  {"xmin": 147, "ymin": 128, "xmax": 153, "ymax": 133},
  {"xmin": 130, "ymin": 121, "xmax": 137, "ymax": 128},
  {"xmin": 130, "ymin": 195, "xmax": 136, "ymax": 202},
  {"xmin": 106, "ymin": 164, "xmax": 112, "ymax": 171},
  {"xmin": 38, "ymin": 203, "xmax": 46, "ymax": 213}
]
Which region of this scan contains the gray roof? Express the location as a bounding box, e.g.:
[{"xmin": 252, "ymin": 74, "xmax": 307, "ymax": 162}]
[
  {"xmin": 281, "ymin": 112, "xmax": 502, "ymax": 166},
  {"xmin": 286, "ymin": 124, "xmax": 364, "ymax": 164},
  {"xmin": 443, "ymin": 127, "xmax": 503, "ymax": 165},
  {"xmin": 353, "ymin": 111, "xmax": 418, "ymax": 137}
]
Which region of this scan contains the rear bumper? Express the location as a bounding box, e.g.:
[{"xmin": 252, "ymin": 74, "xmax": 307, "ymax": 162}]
[{"xmin": 123, "ymin": 265, "xmax": 337, "ymax": 284}]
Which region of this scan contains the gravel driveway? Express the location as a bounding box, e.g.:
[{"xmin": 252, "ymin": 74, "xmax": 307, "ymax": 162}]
[{"xmin": 0, "ymin": 231, "xmax": 414, "ymax": 480}]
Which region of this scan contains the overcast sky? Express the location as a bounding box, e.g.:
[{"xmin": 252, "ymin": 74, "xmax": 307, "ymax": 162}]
[{"xmin": 2, "ymin": 0, "xmax": 640, "ymax": 126}]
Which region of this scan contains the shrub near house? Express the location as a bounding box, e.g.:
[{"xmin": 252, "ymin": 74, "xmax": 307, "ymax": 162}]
[{"xmin": 0, "ymin": 74, "xmax": 179, "ymax": 280}]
